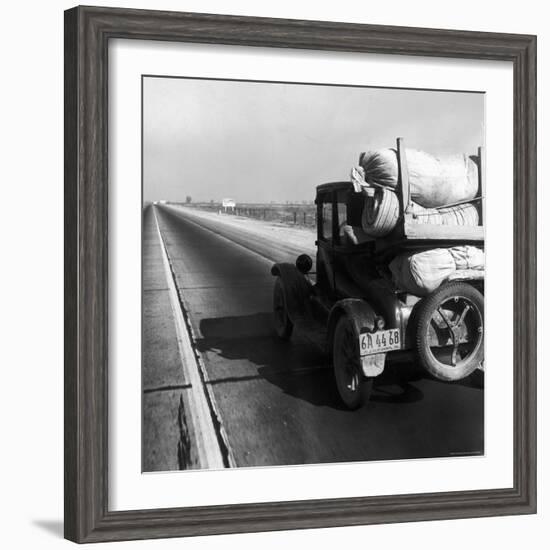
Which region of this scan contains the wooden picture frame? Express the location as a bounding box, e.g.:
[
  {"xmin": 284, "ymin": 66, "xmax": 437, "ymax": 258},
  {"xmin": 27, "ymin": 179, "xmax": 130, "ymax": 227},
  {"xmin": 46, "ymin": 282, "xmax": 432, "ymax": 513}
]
[{"xmin": 64, "ymin": 5, "xmax": 537, "ymax": 543}]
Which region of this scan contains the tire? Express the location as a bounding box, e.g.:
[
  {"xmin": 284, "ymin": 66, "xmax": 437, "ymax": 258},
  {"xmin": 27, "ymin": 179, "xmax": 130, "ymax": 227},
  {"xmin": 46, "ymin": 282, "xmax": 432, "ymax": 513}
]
[
  {"xmin": 415, "ymin": 282, "xmax": 484, "ymax": 382},
  {"xmin": 273, "ymin": 277, "xmax": 293, "ymax": 340},
  {"xmin": 333, "ymin": 316, "xmax": 373, "ymax": 409}
]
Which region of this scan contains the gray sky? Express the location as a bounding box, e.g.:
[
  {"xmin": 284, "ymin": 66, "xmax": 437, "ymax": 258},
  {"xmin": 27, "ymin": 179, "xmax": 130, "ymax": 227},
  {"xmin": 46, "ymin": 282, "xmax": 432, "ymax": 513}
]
[{"xmin": 143, "ymin": 77, "xmax": 484, "ymax": 203}]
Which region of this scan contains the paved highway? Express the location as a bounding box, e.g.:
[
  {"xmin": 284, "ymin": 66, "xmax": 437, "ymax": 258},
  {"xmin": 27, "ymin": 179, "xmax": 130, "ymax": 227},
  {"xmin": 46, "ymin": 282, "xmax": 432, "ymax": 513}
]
[{"xmin": 147, "ymin": 204, "xmax": 484, "ymax": 469}]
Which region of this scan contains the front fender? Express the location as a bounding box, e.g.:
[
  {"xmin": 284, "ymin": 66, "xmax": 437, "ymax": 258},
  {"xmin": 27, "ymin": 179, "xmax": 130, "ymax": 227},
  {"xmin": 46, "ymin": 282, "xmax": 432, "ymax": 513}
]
[
  {"xmin": 271, "ymin": 262, "xmax": 313, "ymax": 323},
  {"xmin": 327, "ymin": 299, "xmax": 377, "ymax": 353},
  {"xmin": 327, "ymin": 299, "xmax": 385, "ymax": 377}
]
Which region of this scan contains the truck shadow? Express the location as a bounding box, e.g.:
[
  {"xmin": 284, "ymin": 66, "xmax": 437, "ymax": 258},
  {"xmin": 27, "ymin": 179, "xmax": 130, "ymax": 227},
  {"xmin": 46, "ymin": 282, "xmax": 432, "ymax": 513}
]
[
  {"xmin": 195, "ymin": 313, "xmax": 474, "ymax": 410},
  {"xmin": 197, "ymin": 313, "xmax": 345, "ymax": 409}
]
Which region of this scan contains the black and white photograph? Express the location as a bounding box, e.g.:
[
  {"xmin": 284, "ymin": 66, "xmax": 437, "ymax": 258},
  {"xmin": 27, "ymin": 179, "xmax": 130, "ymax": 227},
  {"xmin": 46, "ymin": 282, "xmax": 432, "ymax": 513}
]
[
  {"xmin": 2, "ymin": 0, "xmax": 543, "ymax": 546},
  {"xmin": 142, "ymin": 76, "xmax": 486, "ymax": 472}
]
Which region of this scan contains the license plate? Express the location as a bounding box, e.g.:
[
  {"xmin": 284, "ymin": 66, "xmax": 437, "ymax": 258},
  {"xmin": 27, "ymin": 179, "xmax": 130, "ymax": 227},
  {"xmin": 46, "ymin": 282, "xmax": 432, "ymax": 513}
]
[{"xmin": 359, "ymin": 329, "xmax": 401, "ymax": 356}]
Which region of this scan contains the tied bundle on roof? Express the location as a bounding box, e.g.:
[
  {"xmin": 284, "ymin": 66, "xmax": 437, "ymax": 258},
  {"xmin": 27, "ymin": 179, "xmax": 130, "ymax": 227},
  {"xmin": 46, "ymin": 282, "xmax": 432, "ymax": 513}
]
[
  {"xmin": 359, "ymin": 148, "xmax": 480, "ymax": 209},
  {"xmin": 349, "ymin": 164, "xmax": 480, "ymax": 238},
  {"xmin": 409, "ymin": 202, "xmax": 479, "ymax": 227}
]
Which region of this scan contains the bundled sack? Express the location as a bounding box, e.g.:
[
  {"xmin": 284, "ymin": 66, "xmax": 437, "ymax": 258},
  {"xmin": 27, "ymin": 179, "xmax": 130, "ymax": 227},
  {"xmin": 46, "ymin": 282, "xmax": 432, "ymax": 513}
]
[
  {"xmin": 409, "ymin": 202, "xmax": 479, "ymax": 227},
  {"xmin": 449, "ymin": 245, "xmax": 485, "ymax": 270},
  {"xmin": 389, "ymin": 246, "xmax": 484, "ymax": 296},
  {"xmin": 360, "ymin": 194, "xmax": 480, "ymax": 238},
  {"xmin": 360, "ymin": 186, "xmax": 400, "ymax": 238},
  {"xmin": 360, "ymin": 149, "xmax": 479, "ymax": 208},
  {"xmin": 350, "ymin": 165, "xmax": 480, "ymax": 238}
]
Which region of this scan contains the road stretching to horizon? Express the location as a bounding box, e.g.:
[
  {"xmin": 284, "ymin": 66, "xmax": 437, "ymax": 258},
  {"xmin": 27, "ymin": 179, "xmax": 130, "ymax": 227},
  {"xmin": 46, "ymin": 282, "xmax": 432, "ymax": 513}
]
[{"xmin": 142, "ymin": 203, "xmax": 484, "ymax": 472}]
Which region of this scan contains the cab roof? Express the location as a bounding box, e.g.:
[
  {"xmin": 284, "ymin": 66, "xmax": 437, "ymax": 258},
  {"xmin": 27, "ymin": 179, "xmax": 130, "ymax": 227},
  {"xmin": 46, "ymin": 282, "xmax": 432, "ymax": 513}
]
[{"xmin": 315, "ymin": 181, "xmax": 353, "ymax": 194}]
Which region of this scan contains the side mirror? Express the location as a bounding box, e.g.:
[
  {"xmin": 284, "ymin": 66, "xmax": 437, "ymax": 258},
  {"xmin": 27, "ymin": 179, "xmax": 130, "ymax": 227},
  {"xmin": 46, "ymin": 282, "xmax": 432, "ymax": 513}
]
[{"xmin": 296, "ymin": 254, "xmax": 313, "ymax": 274}]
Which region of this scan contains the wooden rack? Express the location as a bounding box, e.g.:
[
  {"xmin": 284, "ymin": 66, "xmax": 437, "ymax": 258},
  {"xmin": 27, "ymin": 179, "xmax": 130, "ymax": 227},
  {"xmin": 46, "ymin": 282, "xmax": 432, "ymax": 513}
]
[{"xmin": 375, "ymin": 137, "xmax": 485, "ymax": 254}]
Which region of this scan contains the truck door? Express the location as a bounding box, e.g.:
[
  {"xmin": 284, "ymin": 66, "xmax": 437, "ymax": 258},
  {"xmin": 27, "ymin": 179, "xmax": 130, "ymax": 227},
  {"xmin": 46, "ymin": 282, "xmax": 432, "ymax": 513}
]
[{"xmin": 316, "ymin": 191, "xmax": 337, "ymax": 295}]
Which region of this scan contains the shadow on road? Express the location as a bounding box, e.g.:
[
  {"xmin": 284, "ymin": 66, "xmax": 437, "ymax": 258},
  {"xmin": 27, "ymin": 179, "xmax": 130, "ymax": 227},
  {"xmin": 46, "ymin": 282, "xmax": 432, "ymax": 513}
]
[
  {"xmin": 196, "ymin": 312, "xmax": 482, "ymax": 410},
  {"xmin": 198, "ymin": 312, "xmax": 347, "ymax": 409}
]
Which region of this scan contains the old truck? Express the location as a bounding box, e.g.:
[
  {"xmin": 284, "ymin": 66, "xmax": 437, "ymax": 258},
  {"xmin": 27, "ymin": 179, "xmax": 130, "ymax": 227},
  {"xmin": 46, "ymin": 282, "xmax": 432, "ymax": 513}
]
[{"xmin": 271, "ymin": 138, "xmax": 484, "ymax": 409}]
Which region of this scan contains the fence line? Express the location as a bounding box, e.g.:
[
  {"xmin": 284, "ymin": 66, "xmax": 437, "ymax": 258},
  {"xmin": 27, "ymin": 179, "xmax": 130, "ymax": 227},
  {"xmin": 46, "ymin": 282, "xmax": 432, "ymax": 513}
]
[{"xmin": 179, "ymin": 203, "xmax": 318, "ymax": 228}]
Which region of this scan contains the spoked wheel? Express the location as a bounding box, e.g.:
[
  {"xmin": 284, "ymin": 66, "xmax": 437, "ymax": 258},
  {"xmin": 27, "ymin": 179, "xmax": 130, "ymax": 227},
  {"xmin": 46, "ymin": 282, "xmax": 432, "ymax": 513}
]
[
  {"xmin": 333, "ymin": 316, "xmax": 373, "ymax": 410},
  {"xmin": 416, "ymin": 282, "xmax": 484, "ymax": 381},
  {"xmin": 273, "ymin": 277, "xmax": 293, "ymax": 340}
]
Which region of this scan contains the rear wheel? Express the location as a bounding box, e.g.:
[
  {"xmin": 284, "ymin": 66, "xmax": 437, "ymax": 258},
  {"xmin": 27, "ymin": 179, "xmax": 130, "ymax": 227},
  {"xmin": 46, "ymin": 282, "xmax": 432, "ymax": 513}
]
[
  {"xmin": 415, "ymin": 282, "xmax": 484, "ymax": 381},
  {"xmin": 333, "ymin": 316, "xmax": 373, "ymax": 409},
  {"xmin": 273, "ymin": 277, "xmax": 293, "ymax": 340}
]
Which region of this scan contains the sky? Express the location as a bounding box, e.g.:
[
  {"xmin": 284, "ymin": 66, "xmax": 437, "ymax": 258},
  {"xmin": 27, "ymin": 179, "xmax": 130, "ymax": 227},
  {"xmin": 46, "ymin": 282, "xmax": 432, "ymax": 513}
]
[{"xmin": 143, "ymin": 76, "xmax": 484, "ymax": 204}]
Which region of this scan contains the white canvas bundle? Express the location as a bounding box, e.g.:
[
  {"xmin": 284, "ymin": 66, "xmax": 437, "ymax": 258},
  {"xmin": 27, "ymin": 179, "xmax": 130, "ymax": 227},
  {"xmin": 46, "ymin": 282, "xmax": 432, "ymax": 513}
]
[
  {"xmin": 410, "ymin": 202, "xmax": 480, "ymax": 227},
  {"xmin": 360, "ymin": 148, "xmax": 479, "ymax": 208},
  {"xmin": 389, "ymin": 246, "xmax": 485, "ymax": 296}
]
